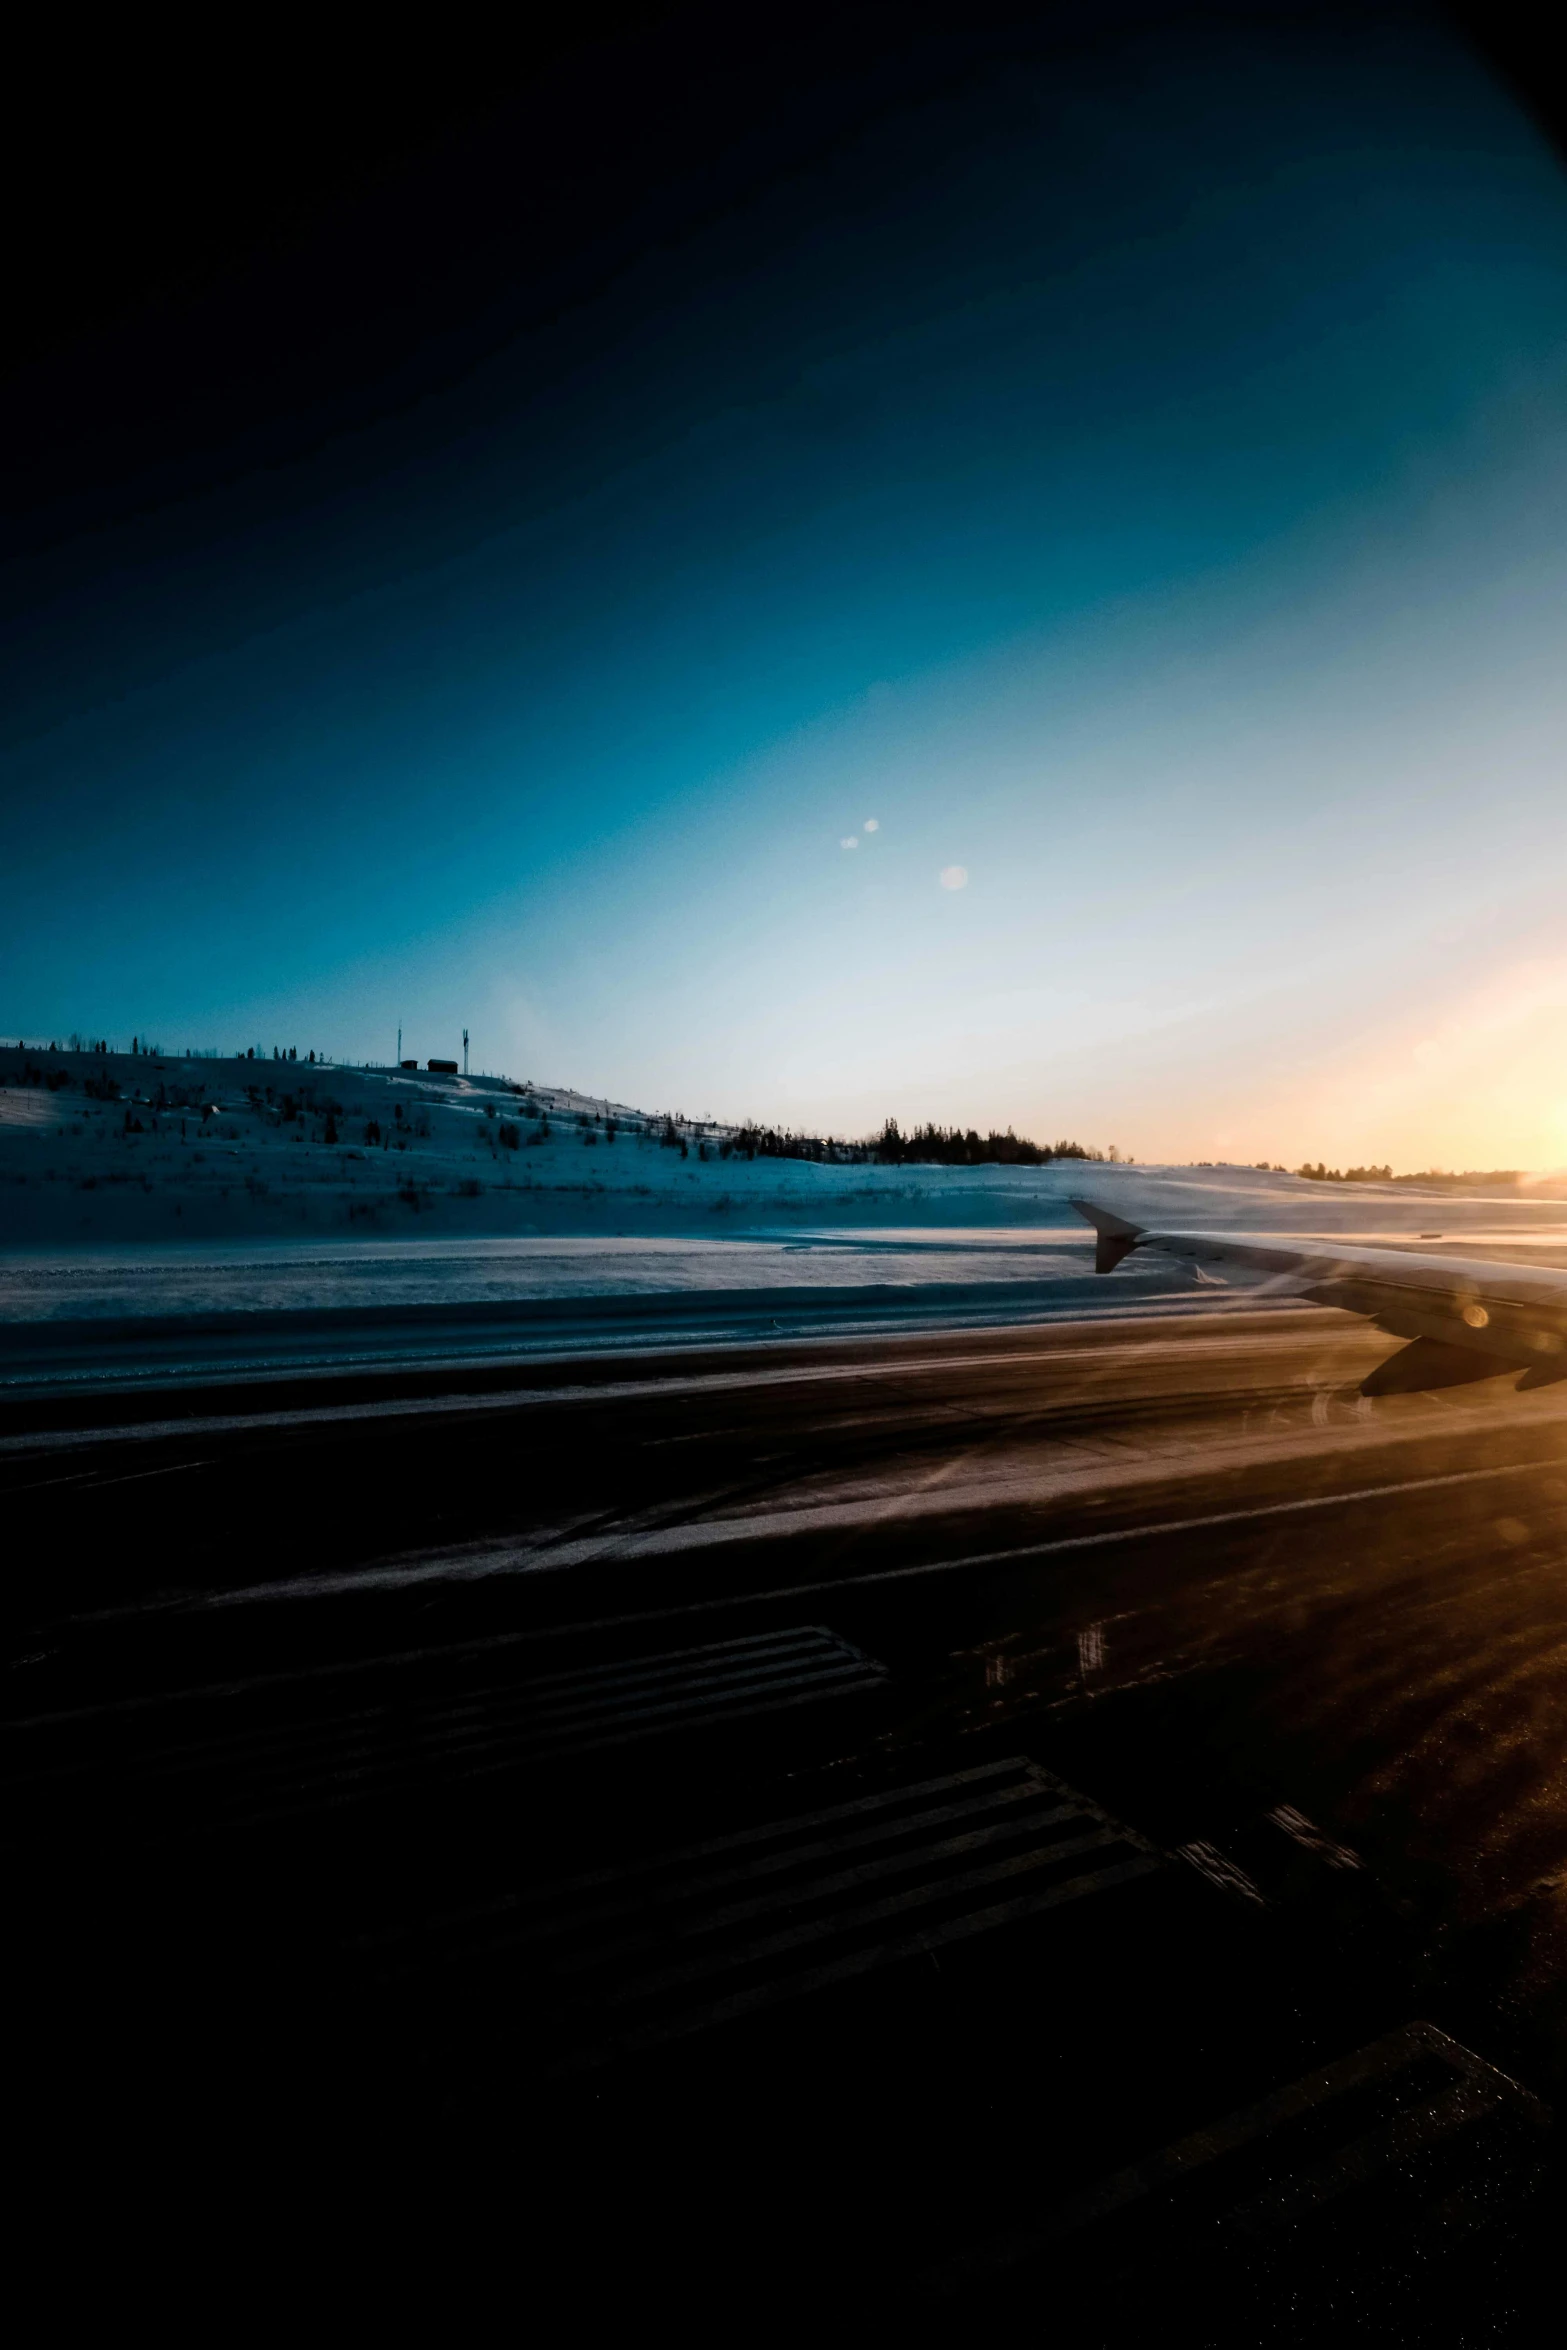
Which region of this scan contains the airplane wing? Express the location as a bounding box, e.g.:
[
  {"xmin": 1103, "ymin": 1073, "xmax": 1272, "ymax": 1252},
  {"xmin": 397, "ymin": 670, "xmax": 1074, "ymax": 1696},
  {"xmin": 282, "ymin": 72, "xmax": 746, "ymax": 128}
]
[{"xmin": 1069, "ymin": 1196, "xmax": 1567, "ymax": 1394}]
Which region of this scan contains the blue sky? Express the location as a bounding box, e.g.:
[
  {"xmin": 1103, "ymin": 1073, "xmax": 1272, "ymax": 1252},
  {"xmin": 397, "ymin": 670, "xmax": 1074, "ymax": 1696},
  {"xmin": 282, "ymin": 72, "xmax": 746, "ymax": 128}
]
[{"xmin": 5, "ymin": 10, "xmax": 1567, "ymax": 1165}]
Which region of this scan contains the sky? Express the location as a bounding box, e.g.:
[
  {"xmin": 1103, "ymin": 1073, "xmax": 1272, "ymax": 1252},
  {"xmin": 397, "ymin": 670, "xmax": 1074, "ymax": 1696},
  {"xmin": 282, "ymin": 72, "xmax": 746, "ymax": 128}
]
[{"xmin": 3, "ymin": 5, "xmax": 1566, "ymax": 1170}]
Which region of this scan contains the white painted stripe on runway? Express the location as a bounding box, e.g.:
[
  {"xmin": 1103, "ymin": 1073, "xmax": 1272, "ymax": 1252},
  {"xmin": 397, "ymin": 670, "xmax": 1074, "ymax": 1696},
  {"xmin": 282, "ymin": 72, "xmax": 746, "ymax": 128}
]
[
  {"xmin": 4, "ymin": 1456, "xmax": 210, "ymax": 1496},
  {"xmin": 181, "ymin": 1447, "xmax": 1567, "ymax": 1629},
  {"xmin": 204, "ymin": 1399, "xmax": 1567, "ymax": 1608},
  {"xmin": 0, "ymin": 1309, "xmax": 1356, "ymax": 1455},
  {"xmin": 1176, "ymin": 1840, "xmax": 1266, "ymax": 1905},
  {"xmin": 719, "ymin": 1453, "xmax": 1567, "ymax": 1603}
]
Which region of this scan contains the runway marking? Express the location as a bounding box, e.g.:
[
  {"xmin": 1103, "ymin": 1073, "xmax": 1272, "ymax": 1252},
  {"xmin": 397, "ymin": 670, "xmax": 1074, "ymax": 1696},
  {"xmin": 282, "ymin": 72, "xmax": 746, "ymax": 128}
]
[
  {"xmin": 1176, "ymin": 1841, "xmax": 1266, "ymax": 1905},
  {"xmin": 5, "ymin": 1457, "xmax": 210, "ymax": 1497},
  {"xmin": 924, "ymin": 2021, "xmax": 1549, "ymax": 2293},
  {"xmin": 300, "ymin": 1435, "xmax": 1567, "ymax": 1593},
  {"xmin": 1267, "ymin": 1805, "xmax": 1362, "ymax": 1870},
  {"xmin": 45, "ymin": 1452, "xmax": 1567, "ymax": 1722},
  {"xmin": 157, "ymin": 1446, "xmax": 1567, "ymax": 1637},
  {"xmin": 365, "ymin": 1758, "xmax": 1165, "ymax": 2071},
  {"xmin": 13, "ymin": 1626, "xmax": 890, "ymax": 1777},
  {"xmin": 0, "ymin": 1312, "xmax": 1365, "ymax": 1456}
]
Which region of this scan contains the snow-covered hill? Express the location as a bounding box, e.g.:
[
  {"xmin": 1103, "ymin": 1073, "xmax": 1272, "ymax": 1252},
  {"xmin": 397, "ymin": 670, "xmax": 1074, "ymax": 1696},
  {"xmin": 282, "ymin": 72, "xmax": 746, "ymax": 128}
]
[
  {"xmin": 1, "ymin": 1048, "xmax": 734, "ymax": 1243},
  {"xmin": 0, "ymin": 1046, "xmax": 1107, "ymax": 1246},
  {"xmin": 5, "ymin": 1046, "xmax": 1565, "ymax": 1257}
]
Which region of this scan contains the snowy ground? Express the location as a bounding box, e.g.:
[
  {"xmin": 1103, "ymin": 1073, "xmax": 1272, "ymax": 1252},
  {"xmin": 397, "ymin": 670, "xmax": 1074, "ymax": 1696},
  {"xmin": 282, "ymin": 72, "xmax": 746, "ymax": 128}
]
[{"xmin": 3, "ymin": 1047, "xmax": 1566, "ymax": 1349}]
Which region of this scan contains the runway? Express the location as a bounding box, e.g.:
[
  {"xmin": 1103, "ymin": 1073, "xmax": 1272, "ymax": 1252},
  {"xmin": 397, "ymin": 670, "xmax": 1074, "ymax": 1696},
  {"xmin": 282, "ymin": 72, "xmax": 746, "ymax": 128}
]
[
  {"xmin": 13, "ymin": 1303, "xmax": 1567, "ymax": 1945},
  {"xmin": 9, "ymin": 1301, "xmax": 1567, "ymax": 2323}
]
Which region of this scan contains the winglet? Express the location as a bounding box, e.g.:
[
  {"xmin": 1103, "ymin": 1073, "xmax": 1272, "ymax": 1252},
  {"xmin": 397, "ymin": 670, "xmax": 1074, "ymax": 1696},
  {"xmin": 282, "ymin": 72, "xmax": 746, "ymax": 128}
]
[{"xmin": 1069, "ymin": 1196, "xmax": 1144, "ymax": 1275}]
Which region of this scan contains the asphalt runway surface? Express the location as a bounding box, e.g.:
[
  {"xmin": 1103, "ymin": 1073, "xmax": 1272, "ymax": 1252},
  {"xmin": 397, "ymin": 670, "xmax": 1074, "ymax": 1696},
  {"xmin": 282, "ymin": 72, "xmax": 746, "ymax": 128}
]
[{"xmin": 10, "ymin": 1303, "xmax": 1567, "ymax": 2328}]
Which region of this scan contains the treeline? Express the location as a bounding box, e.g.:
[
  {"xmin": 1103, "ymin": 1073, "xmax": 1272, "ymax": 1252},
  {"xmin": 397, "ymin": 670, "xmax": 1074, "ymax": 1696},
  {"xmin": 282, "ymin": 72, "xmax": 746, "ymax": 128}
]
[
  {"xmin": 1394, "ymin": 1167, "xmax": 1522, "ymax": 1186},
  {"xmin": 872, "ymin": 1121, "xmax": 1112, "ymax": 1167},
  {"xmin": 5, "ymin": 1039, "xmax": 324, "ymax": 1064},
  {"xmin": 1295, "ymin": 1162, "xmax": 1393, "ymax": 1183},
  {"xmin": 1296, "ymin": 1162, "xmax": 1523, "ymax": 1186},
  {"xmin": 723, "ymin": 1126, "xmax": 865, "ymax": 1164},
  {"xmin": 716, "ymin": 1119, "xmax": 1111, "ymax": 1167}
]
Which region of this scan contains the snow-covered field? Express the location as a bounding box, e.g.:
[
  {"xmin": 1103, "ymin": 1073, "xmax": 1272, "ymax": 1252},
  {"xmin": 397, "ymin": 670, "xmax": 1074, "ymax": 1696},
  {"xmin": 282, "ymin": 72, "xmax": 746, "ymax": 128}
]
[{"xmin": 3, "ymin": 1047, "xmax": 1566, "ymax": 1345}]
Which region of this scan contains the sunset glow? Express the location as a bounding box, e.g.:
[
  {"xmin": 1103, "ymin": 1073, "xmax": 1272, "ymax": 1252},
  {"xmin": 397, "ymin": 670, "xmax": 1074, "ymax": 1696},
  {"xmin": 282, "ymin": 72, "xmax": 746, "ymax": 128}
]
[{"xmin": 5, "ymin": 11, "xmax": 1565, "ymax": 1174}]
